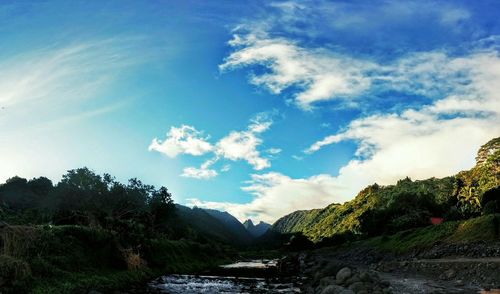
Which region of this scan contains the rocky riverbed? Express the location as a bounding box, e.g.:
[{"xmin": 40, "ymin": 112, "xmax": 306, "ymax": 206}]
[
  {"xmin": 294, "ymin": 241, "xmax": 500, "ymax": 294},
  {"xmin": 140, "ymin": 241, "xmax": 500, "ymax": 294}
]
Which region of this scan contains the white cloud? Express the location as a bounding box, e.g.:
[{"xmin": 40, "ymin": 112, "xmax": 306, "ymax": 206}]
[
  {"xmin": 198, "ymin": 46, "xmax": 500, "ymax": 223},
  {"xmin": 266, "ymin": 148, "xmax": 282, "ymax": 155},
  {"xmin": 220, "ymin": 33, "xmax": 494, "ymax": 110},
  {"xmin": 220, "ymin": 34, "xmax": 375, "ymax": 110},
  {"xmin": 187, "ymin": 172, "xmax": 350, "ymax": 223},
  {"xmin": 214, "ymin": 113, "xmax": 276, "ymax": 170},
  {"xmin": 181, "ymin": 166, "xmax": 218, "ymax": 180},
  {"xmin": 181, "ymin": 156, "xmax": 219, "ymax": 180},
  {"xmin": 148, "ymin": 125, "xmax": 213, "ymax": 158},
  {"xmin": 219, "ymin": 1, "xmax": 481, "ymax": 111},
  {"xmin": 216, "ymin": 130, "xmax": 270, "ymax": 170},
  {"xmin": 0, "ymin": 38, "xmax": 148, "ymax": 130},
  {"xmin": 150, "ymin": 113, "xmax": 279, "ymax": 177}
]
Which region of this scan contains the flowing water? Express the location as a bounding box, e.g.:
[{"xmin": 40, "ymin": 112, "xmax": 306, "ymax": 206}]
[{"xmin": 147, "ymin": 259, "xmax": 301, "ymax": 293}]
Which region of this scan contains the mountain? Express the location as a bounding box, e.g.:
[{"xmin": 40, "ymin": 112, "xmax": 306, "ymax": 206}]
[
  {"xmin": 243, "ymin": 219, "xmax": 272, "ymax": 237},
  {"xmin": 203, "ymin": 208, "xmax": 254, "ymax": 244},
  {"xmin": 174, "ymin": 205, "xmax": 253, "ymax": 246},
  {"xmin": 272, "ymin": 137, "xmax": 500, "ymax": 242}
]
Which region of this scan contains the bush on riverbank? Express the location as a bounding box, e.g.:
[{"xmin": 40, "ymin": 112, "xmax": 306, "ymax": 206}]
[{"xmin": 0, "ymin": 224, "xmax": 232, "ymax": 293}]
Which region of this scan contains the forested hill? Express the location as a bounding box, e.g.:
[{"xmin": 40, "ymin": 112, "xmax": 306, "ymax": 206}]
[
  {"xmin": 272, "ymin": 137, "xmax": 500, "ymax": 242},
  {"xmin": 0, "ymin": 167, "xmax": 264, "ymax": 292}
]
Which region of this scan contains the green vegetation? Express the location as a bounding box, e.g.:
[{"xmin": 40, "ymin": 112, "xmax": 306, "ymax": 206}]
[
  {"xmin": 0, "ymin": 168, "xmax": 233, "ymax": 293},
  {"xmin": 273, "ymin": 138, "xmax": 500, "ymax": 243},
  {"xmin": 361, "ymin": 214, "xmax": 500, "ymax": 253}
]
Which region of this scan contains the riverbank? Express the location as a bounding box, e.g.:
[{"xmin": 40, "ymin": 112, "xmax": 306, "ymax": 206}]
[{"xmin": 292, "ymin": 215, "xmax": 500, "ymax": 293}]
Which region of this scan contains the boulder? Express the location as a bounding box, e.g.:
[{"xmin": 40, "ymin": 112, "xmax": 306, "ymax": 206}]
[
  {"xmin": 344, "ymin": 274, "xmax": 361, "ymax": 286},
  {"xmin": 348, "ymin": 281, "xmax": 367, "ymax": 293},
  {"xmin": 320, "ymin": 276, "xmax": 337, "ymax": 286},
  {"xmin": 320, "ymin": 284, "xmax": 346, "ymax": 294},
  {"xmin": 359, "ymin": 272, "xmax": 372, "ymax": 283},
  {"xmin": 336, "ymin": 267, "xmax": 352, "ymax": 284}
]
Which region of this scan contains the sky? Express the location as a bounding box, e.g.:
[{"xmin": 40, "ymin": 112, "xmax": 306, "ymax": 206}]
[{"xmin": 1, "ymin": 0, "xmax": 500, "ymax": 223}]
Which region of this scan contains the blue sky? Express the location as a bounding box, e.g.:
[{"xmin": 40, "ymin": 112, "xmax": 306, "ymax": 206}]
[{"xmin": 1, "ymin": 0, "xmax": 500, "ymax": 222}]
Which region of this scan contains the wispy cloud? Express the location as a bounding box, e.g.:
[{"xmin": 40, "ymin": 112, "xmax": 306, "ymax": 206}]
[
  {"xmin": 0, "ymin": 38, "xmax": 144, "ymax": 107},
  {"xmin": 0, "ymin": 37, "xmax": 150, "ymax": 130},
  {"xmin": 220, "ymin": 33, "xmax": 375, "ymax": 110}
]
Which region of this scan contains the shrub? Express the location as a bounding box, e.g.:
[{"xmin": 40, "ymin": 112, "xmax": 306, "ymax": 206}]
[
  {"xmin": 483, "ymin": 200, "xmax": 500, "ymax": 215},
  {"xmin": 0, "ymin": 254, "xmax": 31, "ymax": 286}
]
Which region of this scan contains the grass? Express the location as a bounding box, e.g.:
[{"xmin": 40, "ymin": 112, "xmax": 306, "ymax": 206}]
[
  {"xmin": 359, "ymin": 214, "xmax": 500, "ymax": 253},
  {"xmin": 31, "ymin": 269, "xmax": 158, "ymax": 294}
]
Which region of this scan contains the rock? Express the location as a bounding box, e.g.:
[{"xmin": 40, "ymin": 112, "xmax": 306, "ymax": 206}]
[
  {"xmin": 359, "ymin": 272, "xmax": 372, "ymax": 283},
  {"xmin": 320, "ymin": 276, "xmax": 338, "ymax": 286},
  {"xmin": 339, "ymin": 290, "xmax": 355, "ymax": 294},
  {"xmin": 336, "ymin": 267, "xmax": 352, "ymax": 284},
  {"xmin": 444, "ymin": 269, "xmax": 456, "ymax": 279},
  {"xmin": 348, "ymin": 281, "xmax": 367, "ymax": 293},
  {"xmin": 320, "ymin": 284, "xmax": 346, "ymax": 294},
  {"xmin": 344, "ymin": 274, "xmax": 361, "ymax": 286}
]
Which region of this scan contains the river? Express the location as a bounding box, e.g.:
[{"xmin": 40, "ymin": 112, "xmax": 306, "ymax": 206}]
[{"xmin": 146, "ymin": 259, "xmax": 302, "ymax": 293}]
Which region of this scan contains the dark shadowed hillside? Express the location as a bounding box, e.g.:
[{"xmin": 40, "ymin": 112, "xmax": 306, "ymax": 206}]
[
  {"xmin": 272, "ymin": 137, "xmax": 500, "ymax": 242},
  {"xmin": 175, "ymin": 205, "xmax": 253, "ymax": 246},
  {"xmin": 203, "ymin": 208, "xmax": 254, "ymax": 244}
]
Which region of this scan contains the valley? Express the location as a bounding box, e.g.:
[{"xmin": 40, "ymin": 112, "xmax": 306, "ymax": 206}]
[{"xmin": 0, "ymin": 137, "xmax": 499, "ymax": 293}]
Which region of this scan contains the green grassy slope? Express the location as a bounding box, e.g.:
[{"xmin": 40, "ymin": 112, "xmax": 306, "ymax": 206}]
[{"xmin": 361, "ymin": 213, "xmax": 500, "ymax": 253}]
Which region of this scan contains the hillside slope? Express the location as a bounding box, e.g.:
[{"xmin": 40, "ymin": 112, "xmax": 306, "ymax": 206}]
[
  {"xmin": 203, "ymin": 209, "xmax": 254, "ymax": 244},
  {"xmin": 273, "ymin": 137, "xmax": 500, "ymax": 242},
  {"xmin": 175, "ymin": 205, "xmax": 253, "ymax": 246}
]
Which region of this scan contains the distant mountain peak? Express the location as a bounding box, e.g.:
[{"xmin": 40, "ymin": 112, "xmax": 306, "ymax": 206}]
[
  {"xmin": 243, "ymin": 219, "xmax": 254, "ymax": 229},
  {"xmin": 243, "ymin": 219, "xmax": 271, "ymax": 237}
]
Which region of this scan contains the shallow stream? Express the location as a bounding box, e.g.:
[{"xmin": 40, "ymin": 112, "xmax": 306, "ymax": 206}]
[{"xmin": 147, "ymin": 259, "xmax": 301, "ymax": 293}]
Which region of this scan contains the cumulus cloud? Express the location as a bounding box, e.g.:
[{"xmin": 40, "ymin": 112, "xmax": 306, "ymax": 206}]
[
  {"xmin": 148, "ymin": 125, "xmax": 213, "ymax": 158},
  {"xmin": 216, "ymin": 124, "xmax": 271, "ymax": 170},
  {"xmin": 150, "ymin": 113, "xmax": 279, "ymax": 178}
]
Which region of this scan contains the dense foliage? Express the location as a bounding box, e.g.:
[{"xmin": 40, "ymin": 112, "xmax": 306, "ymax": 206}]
[{"xmin": 0, "ymin": 168, "xmax": 232, "ymax": 293}]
